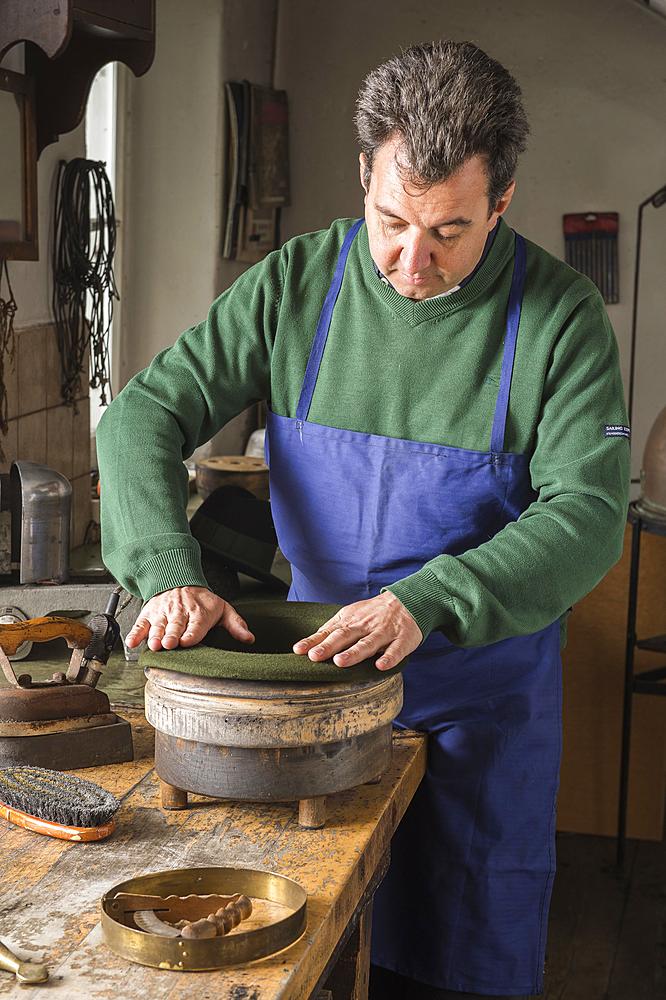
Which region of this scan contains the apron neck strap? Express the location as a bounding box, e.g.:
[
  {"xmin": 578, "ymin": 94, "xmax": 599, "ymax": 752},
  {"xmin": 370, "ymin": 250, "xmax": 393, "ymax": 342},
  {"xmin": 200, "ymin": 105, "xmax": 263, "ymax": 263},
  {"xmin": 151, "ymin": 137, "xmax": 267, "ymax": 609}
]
[
  {"xmin": 296, "ymin": 218, "xmax": 365, "ymax": 422},
  {"xmin": 296, "ymin": 221, "xmax": 526, "ymax": 453},
  {"xmin": 490, "ymin": 232, "xmax": 527, "ymax": 455}
]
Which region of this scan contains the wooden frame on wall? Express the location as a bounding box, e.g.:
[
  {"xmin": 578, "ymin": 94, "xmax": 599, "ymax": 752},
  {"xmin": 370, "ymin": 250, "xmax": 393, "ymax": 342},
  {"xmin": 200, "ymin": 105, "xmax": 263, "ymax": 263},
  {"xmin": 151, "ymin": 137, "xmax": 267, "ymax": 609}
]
[{"xmin": 0, "ymin": 67, "xmax": 38, "ymax": 261}]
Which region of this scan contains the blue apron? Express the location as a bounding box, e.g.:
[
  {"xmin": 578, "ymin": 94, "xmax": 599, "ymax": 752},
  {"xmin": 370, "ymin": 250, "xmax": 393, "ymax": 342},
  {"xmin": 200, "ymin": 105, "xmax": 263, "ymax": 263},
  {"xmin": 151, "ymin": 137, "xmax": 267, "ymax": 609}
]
[{"xmin": 265, "ymin": 220, "xmax": 561, "ymax": 996}]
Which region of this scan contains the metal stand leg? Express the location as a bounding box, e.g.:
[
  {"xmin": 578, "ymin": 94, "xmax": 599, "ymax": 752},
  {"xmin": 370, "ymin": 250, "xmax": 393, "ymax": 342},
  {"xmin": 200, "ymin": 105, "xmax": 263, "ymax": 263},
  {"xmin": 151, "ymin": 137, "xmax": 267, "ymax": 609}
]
[{"xmin": 617, "ymin": 517, "xmax": 642, "ymax": 868}]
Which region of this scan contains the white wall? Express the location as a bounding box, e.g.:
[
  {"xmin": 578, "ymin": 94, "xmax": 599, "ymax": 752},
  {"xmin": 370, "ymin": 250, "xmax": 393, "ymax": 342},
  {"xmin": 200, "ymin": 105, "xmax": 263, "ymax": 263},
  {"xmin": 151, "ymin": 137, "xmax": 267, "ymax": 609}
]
[
  {"xmin": 273, "ymin": 0, "xmax": 666, "ymax": 481},
  {"xmin": 118, "ymin": 0, "xmax": 277, "ymax": 455},
  {"xmin": 118, "ymin": 0, "xmax": 226, "ymax": 382}
]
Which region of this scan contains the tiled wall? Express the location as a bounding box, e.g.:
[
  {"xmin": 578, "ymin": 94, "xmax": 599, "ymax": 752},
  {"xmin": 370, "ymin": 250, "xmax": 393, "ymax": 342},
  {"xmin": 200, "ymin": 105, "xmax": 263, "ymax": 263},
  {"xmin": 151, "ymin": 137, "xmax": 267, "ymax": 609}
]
[{"xmin": 0, "ymin": 323, "xmax": 91, "ymax": 550}]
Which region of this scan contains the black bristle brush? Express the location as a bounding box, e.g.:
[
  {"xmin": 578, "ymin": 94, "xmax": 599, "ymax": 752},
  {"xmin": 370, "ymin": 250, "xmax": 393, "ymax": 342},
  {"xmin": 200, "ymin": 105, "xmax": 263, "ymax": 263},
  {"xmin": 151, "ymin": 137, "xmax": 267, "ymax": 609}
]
[{"xmin": 0, "ymin": 767, "xmax": 120, "ymax": 841}]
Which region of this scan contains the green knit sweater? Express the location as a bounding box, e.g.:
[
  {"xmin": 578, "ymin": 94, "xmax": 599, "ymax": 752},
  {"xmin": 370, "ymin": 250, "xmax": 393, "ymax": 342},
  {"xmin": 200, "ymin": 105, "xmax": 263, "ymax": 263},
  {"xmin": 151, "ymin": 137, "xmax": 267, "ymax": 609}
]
[{"xmin": 96, "ymin": 217, "xmax": 630, "ymax": 647}]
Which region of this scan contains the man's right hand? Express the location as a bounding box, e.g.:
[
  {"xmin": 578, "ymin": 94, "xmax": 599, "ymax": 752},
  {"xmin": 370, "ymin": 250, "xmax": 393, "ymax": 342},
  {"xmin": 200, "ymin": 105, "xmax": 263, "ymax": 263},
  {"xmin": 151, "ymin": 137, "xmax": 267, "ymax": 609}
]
[{"xmin": 125, "ymin": 586, "xmax": 255, "ymax": 652}]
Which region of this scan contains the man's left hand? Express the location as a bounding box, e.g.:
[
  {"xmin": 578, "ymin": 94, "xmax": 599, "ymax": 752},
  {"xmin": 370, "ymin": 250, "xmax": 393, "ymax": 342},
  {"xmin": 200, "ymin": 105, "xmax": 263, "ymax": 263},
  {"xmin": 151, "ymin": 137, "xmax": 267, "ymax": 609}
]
[{"xmin": 292, "ymin": 591, "xmax": 422, "ymax": 671}]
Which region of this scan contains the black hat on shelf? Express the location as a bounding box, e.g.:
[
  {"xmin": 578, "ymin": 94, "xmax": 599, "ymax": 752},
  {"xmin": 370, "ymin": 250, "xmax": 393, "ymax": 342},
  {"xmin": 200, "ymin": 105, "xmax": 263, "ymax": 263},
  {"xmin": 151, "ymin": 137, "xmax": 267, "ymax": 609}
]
[{"xmin": 189, "ymin": 485, "xmax": 288, "ymax": 592}]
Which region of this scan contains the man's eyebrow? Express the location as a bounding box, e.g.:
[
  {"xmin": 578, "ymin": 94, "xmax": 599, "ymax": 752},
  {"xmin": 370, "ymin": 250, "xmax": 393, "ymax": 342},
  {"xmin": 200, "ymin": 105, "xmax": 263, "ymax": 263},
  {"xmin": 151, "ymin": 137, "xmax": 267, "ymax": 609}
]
[{"xmin": 374, "ymin": 204, "xmax": 473, "ymax": 228}]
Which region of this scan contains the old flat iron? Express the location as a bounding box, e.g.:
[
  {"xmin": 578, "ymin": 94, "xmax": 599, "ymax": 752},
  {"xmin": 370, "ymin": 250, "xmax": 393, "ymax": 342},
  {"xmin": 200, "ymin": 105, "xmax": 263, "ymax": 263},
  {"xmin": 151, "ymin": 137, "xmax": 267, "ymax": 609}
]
[{"xmin": 0, "ymin": 589, "xmax": 133, "ymax": 768}]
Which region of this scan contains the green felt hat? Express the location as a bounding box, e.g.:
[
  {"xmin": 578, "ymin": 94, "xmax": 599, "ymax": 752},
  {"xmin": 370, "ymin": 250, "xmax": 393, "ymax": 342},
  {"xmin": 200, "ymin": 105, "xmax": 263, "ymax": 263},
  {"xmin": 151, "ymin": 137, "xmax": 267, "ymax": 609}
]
[
  {"xmin": 139, "ymin": 600, "xmax": 408, "ymax": 683},
  {"xmin": 190, "ymin": 486, "xmax": 288, "ymax": 591}
]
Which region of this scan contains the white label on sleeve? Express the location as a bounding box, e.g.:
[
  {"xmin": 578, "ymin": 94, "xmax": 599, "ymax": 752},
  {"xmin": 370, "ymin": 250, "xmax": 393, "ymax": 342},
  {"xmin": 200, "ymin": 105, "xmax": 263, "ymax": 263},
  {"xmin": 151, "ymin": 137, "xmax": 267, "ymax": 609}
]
[{"xmin": 605, "ymin": 424, "xmax": 631, "ymax": 439}]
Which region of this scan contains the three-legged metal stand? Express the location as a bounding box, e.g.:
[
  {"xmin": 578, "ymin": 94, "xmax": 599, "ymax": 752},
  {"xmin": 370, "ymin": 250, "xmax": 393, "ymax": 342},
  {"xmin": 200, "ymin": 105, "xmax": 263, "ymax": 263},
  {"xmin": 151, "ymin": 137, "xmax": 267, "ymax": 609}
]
[{"xmin": 617, "ymin": 502, "xmax": 666, "ymax": 867}]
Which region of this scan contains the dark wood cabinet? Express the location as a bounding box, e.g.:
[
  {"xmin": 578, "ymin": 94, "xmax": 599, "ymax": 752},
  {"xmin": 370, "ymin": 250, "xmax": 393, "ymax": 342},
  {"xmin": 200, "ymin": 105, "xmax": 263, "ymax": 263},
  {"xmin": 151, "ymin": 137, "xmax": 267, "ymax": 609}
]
[
  {"xmin": 75, "ymin": 1, "xmax": 154, "ymax": 36},
  {"xmin": 0, "ymin": 0, "xmax": 156, "ymax": 155}
]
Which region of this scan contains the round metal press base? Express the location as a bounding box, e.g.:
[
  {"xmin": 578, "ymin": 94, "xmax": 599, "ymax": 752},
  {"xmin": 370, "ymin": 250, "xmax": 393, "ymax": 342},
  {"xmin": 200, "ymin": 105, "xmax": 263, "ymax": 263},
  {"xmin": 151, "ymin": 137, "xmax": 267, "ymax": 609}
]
[
  {"xmin": 155, "ymin": 725, "xmax": 392, "ymax": 829},
  {"xmin": 145, "ymin": 666, "xmax": 402, "ymax": 828}
]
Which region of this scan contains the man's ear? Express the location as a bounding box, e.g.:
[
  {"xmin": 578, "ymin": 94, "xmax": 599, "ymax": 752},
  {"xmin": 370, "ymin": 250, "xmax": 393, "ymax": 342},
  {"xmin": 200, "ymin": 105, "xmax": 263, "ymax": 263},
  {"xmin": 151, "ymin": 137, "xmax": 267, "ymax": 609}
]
[
  {"xmin": 359, "ymin": 153, "xmax": 369, "ymax": 194},
  {"xmin": 494, "ymin": 180, "xmax": 516, "ymax": 220}
]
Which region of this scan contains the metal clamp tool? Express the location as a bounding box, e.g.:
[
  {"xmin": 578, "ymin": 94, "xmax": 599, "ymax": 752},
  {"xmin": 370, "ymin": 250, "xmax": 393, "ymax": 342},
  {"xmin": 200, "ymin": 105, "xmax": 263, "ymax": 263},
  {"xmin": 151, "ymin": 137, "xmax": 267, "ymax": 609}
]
[
  {"xmin": 102, "ymin": 866, "xmax": 307, "ymax": 971},
  {"xmin": 0, "ymin": 590, "xmax": 133, "ymax": 769}
]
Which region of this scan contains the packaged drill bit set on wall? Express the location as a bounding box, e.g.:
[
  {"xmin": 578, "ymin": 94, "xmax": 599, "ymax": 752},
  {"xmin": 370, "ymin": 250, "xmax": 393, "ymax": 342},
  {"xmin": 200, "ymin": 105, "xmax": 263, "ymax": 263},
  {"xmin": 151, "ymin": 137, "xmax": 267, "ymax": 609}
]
[{"xmin": 563, "ymin": 212, "xmax": 619, "ymax": 304}]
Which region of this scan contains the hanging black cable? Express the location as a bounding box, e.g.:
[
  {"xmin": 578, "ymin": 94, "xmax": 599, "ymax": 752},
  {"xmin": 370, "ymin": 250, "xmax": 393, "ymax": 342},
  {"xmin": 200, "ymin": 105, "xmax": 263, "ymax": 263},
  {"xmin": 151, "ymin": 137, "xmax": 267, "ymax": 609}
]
[
  {"xmin": 0, "ymin": 260, "xmax": 17, "ymax": 463},
  {"xmin": 52, "ymin": 158, "xmax": 118, "ymax": 408}
]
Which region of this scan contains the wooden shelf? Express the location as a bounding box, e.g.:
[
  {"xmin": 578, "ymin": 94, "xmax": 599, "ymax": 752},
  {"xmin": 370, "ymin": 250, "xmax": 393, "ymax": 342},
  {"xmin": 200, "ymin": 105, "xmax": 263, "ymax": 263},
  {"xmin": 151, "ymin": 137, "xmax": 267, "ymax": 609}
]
[{"xmin": 0, "ymin": 0, "xmax": 156, "ymax": 156}]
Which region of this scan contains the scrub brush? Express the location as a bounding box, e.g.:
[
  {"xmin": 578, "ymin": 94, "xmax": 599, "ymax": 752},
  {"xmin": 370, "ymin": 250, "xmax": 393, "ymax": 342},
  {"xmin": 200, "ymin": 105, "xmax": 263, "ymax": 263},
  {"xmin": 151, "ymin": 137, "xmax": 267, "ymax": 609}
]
[{"xmin": 0, "ymin": 767, "xmax": 120, "ymax": 842}]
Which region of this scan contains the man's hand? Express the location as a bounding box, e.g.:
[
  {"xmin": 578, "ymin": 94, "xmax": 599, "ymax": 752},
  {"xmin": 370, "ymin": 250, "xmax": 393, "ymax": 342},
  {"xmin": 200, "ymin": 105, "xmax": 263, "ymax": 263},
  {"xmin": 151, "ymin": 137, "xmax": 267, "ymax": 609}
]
[
  {"xmin": 292, "ymin": 591, "xmax": 422, "ymax": 671},
  {"xmin": 125, "ymin": 586, "xmax": 255, "ymax": 652}
]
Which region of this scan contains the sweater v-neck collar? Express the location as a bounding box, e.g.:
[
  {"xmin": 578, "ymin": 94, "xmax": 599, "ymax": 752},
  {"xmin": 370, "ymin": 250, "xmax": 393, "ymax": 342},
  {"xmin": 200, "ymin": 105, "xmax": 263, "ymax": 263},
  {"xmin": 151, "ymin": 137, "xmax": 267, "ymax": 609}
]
[{"xmin": 357, "ymin": 217, "xmax": 516, "ymax": 326}]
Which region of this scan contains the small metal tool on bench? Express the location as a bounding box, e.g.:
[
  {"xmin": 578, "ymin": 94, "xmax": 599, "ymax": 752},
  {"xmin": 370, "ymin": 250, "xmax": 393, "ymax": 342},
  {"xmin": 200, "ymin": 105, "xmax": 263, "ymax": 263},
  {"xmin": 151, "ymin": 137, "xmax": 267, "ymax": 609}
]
[
  {"xmin": 0, "ymin": 589, "xmax": 133, "ymax": 769},
  {"xmin": 0, "ymin": 939, "xmax": 48, "ymax": 984}
]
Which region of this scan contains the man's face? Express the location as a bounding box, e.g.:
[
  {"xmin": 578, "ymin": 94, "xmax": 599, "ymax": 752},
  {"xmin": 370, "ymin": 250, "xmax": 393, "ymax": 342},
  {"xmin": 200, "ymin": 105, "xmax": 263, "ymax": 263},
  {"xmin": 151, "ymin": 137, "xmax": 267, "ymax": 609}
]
[{"xmin": 361, "ymin": 137, "xmax": 515, "ymax": 300}]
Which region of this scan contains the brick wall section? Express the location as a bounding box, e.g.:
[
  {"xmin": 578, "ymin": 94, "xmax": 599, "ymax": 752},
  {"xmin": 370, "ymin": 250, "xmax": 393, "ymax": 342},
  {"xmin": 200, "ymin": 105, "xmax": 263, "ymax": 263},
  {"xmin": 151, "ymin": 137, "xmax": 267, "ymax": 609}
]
[{"xmin": 1, "ymin": 323, "xmax": 91, "ymax": 549}]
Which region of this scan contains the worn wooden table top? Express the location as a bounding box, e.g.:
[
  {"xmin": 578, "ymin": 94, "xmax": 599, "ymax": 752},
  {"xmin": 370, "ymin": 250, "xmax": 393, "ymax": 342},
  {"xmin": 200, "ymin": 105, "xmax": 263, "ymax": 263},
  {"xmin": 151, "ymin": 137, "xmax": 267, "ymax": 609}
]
[{"xmin": 0, "ymin": 713, "xmax": 426, "ymax": 999}]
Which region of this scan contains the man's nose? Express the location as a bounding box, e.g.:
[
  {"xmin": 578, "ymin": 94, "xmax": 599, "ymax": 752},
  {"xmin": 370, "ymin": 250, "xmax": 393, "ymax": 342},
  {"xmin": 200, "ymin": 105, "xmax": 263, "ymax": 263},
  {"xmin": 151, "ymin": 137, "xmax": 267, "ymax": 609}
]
[{"xmin": 400, "ymin": 231, "xmax": 431, "ymax": 274}]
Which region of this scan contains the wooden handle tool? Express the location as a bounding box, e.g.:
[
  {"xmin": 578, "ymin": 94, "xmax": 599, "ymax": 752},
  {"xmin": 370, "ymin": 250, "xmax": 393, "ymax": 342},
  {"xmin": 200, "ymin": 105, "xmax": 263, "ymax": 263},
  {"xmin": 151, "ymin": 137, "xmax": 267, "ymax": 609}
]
[
  {"xmin": 181, "ymin": 895, "xmax": 253, "ymax": 939},
  {"xmin": 0, "ymin": 617, "xmax": 92, "ymax": 655},
  {"xmin": 0, "ymin": 616, "xmax": 95, "ymax": 688},
  {"xmin": 0, "ymin": 616, "xmax": 92, "ymax": 656},
  {"xmin": 0, "ymin": 802, "xmax": 115, "ymax": 842},
  {"xmin": 129, "ymin": 894, "xmax": 253, "ymax": 940},
  {"xmin": 180, "ymin": 918, "xmax": 219, "ymax": 940},
  {"xmin": 110, "ymin": 892, "xmax": 241, "ymax": 922}
]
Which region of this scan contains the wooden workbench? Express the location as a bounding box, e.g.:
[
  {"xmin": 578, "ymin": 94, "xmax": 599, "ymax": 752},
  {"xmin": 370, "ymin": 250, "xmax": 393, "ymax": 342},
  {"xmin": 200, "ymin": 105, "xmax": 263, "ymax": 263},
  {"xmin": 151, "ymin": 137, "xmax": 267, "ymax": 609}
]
[{"xmin": 0, "ymin": 713, "xmax": 426, "ymax": 999}]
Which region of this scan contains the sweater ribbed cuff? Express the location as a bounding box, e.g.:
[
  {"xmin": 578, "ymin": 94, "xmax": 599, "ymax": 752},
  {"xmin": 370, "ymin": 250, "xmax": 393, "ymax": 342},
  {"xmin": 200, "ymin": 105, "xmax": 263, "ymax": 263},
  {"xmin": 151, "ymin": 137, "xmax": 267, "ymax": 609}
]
[
  {"xmin": 383, "ymin": 567, "xmax": 457, "ymax": 641},
  {"xmin": 135, "ymin": 546, "xmax": 209, "ymax": 602}
]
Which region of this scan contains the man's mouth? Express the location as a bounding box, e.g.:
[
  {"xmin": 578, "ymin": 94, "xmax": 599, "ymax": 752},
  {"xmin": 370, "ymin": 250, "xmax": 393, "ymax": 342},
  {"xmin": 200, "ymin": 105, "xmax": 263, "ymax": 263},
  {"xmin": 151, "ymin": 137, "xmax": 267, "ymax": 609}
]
[{"xmin": 398, "ymin": 273, "xmax": 432, "ymax": 285}]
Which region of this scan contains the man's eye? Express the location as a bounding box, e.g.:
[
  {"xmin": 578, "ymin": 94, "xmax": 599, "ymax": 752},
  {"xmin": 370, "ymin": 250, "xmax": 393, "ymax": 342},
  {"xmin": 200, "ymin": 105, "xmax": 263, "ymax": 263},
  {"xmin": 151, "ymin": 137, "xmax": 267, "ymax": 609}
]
[
  {"xmin": 382, "ymin": 221, "xmax": 403, "ymax": 233},
  {"xmin": 435, "ymin": 232, "xmax": 458, "ymax": 242}
]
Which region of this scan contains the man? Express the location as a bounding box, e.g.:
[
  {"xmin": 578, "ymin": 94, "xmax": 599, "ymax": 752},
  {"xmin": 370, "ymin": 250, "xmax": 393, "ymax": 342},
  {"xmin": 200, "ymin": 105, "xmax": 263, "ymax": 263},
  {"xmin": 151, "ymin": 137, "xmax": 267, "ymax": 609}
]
[{"xmin": 97, "ymin": 41, "xmax": 629, "ymax": 998}]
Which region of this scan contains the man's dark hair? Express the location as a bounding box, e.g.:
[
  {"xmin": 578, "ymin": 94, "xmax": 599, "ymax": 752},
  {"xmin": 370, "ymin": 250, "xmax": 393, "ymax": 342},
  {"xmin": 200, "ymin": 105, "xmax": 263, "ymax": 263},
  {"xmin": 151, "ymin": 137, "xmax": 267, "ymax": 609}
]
[{"xmin": 355, "ymin": 40, "xmax": 529, "ymax": 210}]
